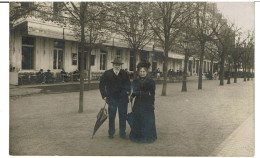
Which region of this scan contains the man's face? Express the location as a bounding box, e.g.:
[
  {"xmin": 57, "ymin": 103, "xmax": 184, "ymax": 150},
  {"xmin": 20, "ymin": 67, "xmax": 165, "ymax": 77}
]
[{"xmin": 113, "ymin": 63, "xmax": 121, "ymax": 71}]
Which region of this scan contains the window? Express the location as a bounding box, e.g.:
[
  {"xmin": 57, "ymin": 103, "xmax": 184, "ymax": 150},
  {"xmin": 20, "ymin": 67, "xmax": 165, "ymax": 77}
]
[
  {"xmin": 130, "ymin": 51, "xmax": 134, "ymax": 71},
  {"xmin": 116, "ymin": 49, "xmax": 121, "ymax": 59},
  {"xmin": 72, "ymin": 53, "xmax": 77, "ymax": 65},
  {"xmin": 91, "ymin": 55, "xmax": 95, "ymax": 66},
  {"xmin": 140, "ymin": 51, "xmax": 149, "ymax": 61},
  {"xmin": 53, "ymin": 40, "xmax": 64, "ymax": 69},
  {"xmin": 100, "ymin": 50, "xmax": 107, "ymax": 70},
  {"xmin": 22, "ymin": 36, "xmax": 35, "ymax": 70}
]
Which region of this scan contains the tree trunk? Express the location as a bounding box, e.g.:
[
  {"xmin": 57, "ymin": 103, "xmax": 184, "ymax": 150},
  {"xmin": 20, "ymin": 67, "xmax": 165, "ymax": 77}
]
[
  {"xmin": 234, "ymin": 59, "xmax": 237, "ymax": 83},
  {"xmin": 79, "ymin": 4, "xmax": 85, "ymax": 113},
  {"xmin": 210, "ymin": 58, "xmax": 214, "ymax": 75},
  {"xmin": 219, "ymin": 52, "xmax": 224, "ymax": 86},
  {"xmin": 87, "ymin": 49, "xmax": 91, "ymax": 90},
  {"xmin": 243, "ymin": 63, "xmax": 246, "ymax": 82},
  {"xmin": 133, "ymin": 49, "xmax": 138, "ymax": 80},
  {"xmin": 227, "ymin": 59, "xmax": 230, "ymax": 84},
  {"xmin": 182, "ymin": 50, "xmax": 188, "ymax": 92},
  {"xmin": 198, "ymin": 42, "xmax": 205, "ymax": 89},
  {"xmin": 161, "ymin": 50, "xmax": 168, "ymax": 96},
  {"xmin": 247, "ymin": 67, "xmax": 250, "ymax": 81}
]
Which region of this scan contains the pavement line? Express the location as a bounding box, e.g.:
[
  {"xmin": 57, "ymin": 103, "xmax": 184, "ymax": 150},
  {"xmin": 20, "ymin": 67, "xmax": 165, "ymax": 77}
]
[{"xmin": 210, "ymin": 114, "xmax": 254, "ymax": 157}]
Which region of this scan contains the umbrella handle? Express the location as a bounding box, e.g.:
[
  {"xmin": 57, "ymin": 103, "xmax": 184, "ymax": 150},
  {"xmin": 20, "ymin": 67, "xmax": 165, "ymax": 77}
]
[{"xmin": 130, "ymin": 99, "xmax": 133, "ymax": 110}]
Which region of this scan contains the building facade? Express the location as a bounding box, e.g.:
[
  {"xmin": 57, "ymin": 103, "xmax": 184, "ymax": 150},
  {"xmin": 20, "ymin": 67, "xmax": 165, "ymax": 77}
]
[{"xmin": 9, "ymin": 2, "xmax": 216, "ymax": 85}]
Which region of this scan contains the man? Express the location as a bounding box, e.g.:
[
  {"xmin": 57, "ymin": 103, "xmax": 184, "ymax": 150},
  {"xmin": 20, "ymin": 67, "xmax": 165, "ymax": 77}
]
[
  {"xmin": 156, "ymin": 68, "xmax": 160, "ymax": 79},
  {"xmin": 99, "ymin": 58, "xmax": 131, "ymax": 139},
  {"xmin": 36, "ymin": 69, "xmax": 45, "ymax": 84}
]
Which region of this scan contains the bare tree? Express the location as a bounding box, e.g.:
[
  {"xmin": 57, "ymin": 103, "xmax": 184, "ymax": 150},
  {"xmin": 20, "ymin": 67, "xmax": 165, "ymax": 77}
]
[
  {"xmin": 188, "ymin": 2, "xmax": 224, "ymax": 89},
  {"xmin": 241, "ymin": 32, "xmax": 254, "ymax": 81},
  {"xmin": 106, "ymin": 2, "xmax": 153, "ymax": 79},
  {"xmin": 231, "ymin": 33, "xmax": 246, "ymax": 83},
  {"xmin": 10, "ymin": 2, "xmax": 39, "ymax": 28},
  {"xmin": 205, "ymin": 42, "xmax": 219, "ymax": 75},
  {"xmin": 213, "ymin": 22, "xmax": 237, "ymax": 86},
  {"xmin": 62, "ymin": 2, "xmax": 109, "ymax": 113},
  {"xmin": 147, "ymin": 2, "xmax": 193, "ymax": 96}
]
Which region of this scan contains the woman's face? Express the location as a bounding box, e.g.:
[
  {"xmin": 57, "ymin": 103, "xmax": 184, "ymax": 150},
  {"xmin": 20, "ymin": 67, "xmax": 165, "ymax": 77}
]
[{"xmin": 139, "ymin": 68, "xmax": 147, "ymax": 78}]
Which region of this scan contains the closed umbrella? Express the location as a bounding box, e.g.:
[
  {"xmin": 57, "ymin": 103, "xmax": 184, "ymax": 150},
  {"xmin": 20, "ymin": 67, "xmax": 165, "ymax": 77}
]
[
  {"xmin": 92, "ymin": 103, "xmax": 108, "ymax": 139},
  {"xmin": 127, "ymin": 99, "xmax": 134, "ymax": 128}
]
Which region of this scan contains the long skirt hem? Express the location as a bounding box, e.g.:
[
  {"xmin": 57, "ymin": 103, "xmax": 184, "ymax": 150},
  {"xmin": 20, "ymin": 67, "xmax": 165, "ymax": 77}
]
[{"xmin": 129, "ymin": 135, "xmax": 157, "ymax": 143}]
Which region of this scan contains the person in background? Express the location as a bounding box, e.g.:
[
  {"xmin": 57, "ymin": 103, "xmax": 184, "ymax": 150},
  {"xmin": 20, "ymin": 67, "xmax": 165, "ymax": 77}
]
[
  {"xmin": 61, "ymin": 68, "xmax": 70, "ymax": 82},
  {"xmin": 36, "ymin": 69, "xmax": 45, "ymax": 84},
  {"xmin": 73, "ymin": 69, "xmax": 80, "ymax": 81},
  {"xmin": 156, "ymin": 68, "xmax": 160, "ymax": 79},
  {"xmin": 45, "ymin": 69, "xmax": 54, "ymax": 83}
]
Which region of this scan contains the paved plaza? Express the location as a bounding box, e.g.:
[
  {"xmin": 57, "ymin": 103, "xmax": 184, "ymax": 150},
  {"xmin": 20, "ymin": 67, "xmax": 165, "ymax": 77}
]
[{"xmin": 9, "ymin": 78, "xmax": 254, "ymax": 156}]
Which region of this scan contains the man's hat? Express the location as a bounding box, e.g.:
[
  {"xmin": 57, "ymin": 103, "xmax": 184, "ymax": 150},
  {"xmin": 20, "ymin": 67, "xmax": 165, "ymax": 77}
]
[{"xmin": 111, "ymin": 58, "xmax": 123, "ymax": 65}]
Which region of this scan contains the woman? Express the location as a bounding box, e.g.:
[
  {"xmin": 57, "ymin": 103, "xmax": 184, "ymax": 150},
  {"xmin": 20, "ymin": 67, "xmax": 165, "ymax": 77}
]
[{"xmin": 129, "ymin": 61, "xmax": 157, "ymax": 143}]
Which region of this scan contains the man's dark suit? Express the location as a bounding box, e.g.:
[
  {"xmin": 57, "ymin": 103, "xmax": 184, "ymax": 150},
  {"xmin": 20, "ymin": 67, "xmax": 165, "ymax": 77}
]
[{"xmin": 99, "ymin": 69, "xmax": 131, "ymax": 137}]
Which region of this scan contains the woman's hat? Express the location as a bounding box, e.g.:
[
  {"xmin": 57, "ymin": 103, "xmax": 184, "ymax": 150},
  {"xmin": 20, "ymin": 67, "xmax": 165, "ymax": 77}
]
[
  {"xmin": 137, "ymin": 60, "xmax": 151, "ymax": 69},
  {"xmin": 111, "ymin": 58, "xmax": 123, "ymax": 65}
]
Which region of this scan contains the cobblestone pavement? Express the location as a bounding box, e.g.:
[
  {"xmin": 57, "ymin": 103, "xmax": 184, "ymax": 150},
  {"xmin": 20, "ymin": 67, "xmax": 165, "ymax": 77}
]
[{"xmin": 9, "ymin": 78, "xmax": 254, "ymax": 156}]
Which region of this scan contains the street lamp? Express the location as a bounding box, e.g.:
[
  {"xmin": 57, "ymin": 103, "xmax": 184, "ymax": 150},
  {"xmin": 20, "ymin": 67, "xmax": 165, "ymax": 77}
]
[{"xmin": 181, "ymin": 38, "xmax": 189, "ymax": 92}]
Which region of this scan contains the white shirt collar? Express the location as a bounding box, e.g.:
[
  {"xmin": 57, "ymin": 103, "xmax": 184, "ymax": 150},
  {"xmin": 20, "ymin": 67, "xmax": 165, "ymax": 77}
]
[{"xmin": 113, "ymin": 69, "xmax": 120, "ymax": 75}]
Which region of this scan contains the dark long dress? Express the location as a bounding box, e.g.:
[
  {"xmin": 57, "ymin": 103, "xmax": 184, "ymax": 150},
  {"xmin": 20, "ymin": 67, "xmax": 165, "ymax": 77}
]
[{"xmin": 129, "ymin": 77, "xmax": 157, "ymax": 143}]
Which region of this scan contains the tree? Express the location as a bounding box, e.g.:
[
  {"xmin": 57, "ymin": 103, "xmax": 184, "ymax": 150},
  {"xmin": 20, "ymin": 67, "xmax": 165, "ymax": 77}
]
[
  {"xmin": 175, "ymin": 23, "xmax": 199, "ymax": 92},
  {"xmin": 10, "ymin": 2, "xmax": 39, "ymax": 28},
  {"xmin": 188, "ymin": 2, "xmax": 227, "ymax": 89},
  {"xmin": 241, "ymin": 32, "xmax": 254, "ymax": 81},
  {"xmin": 231, "ymin": 33, "xmax": 245, "ymax": 83},
  {"xmin": 147, "ymin": 2, "xmax": 193, "ymax": 96},
  {"xmin": 205, "ymin": 42, "xmax": 219, "ymax": 75},
  {"xmin": 213, "ymin": 23, "xmax": 236, "ymax": 86},
  {"xmin": 180, "ymin": 37, "xmax": 199, "ymax": 92},
  {"xmin": 62, "ymin": 2, "xmax": 109, "ymax": 112},
  {"xmin": 106, "ymin": 2, "xmax": 153, "ymax": 79}
]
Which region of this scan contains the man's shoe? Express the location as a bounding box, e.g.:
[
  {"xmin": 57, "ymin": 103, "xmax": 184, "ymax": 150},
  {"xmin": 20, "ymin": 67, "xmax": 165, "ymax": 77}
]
[{"xmin": 109, "ymin": 135, "xmax": 114, "ymax": 139}]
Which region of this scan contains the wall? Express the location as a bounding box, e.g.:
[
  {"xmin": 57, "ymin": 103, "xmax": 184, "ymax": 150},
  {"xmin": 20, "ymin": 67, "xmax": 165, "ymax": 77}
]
[{"xmin": 10, "ymin": 31, "xmax": 22, "ymax": 71}]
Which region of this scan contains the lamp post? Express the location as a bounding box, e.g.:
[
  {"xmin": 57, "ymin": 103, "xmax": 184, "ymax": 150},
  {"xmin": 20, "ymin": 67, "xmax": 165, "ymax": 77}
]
[
  {"xmin": 181, "ymin": 38, "xmax": 189, "ymax": 92},
  {"xmin": 227, "ymin": 54, "xmax": 231, "ymax": 84}
]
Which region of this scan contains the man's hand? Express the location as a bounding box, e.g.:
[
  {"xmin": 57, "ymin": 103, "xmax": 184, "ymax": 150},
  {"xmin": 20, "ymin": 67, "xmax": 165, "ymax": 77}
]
[
  {"xmin": 126, "ymin": 91, "xmax": 131, "ymax": 96},
  {"xmin": 103, "ymin": 97, "xmax": 107, "ymax": 102}
]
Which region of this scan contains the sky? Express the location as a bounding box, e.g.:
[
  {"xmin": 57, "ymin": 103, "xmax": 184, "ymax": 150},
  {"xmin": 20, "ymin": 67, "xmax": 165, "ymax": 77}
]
[{"xmin": 216, "ymin": 2, "xmax": 254, "ymax": 39}]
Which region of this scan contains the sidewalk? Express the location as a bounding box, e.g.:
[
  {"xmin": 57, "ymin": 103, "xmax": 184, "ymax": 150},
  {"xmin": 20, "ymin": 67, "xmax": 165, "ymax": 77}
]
[
  {"xmin": 10, "ymin": 76, "xmax": 198, "ymax": 97},
  {"xmin": 9, "ymin": 81, "xmax": 100, "ymax": 97},
  {"xmin": 210, "ymin": 114, "xmax": 254, "ymax": 156}
]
